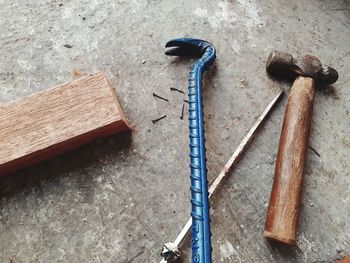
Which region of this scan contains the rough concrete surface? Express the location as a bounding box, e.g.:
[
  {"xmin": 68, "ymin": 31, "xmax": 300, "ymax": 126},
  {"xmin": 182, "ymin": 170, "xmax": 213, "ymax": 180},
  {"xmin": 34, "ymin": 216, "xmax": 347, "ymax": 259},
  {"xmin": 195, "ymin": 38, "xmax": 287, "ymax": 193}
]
[{"xmin": 0, "ymin": 0, "xmax": 349, "ymax": 262}]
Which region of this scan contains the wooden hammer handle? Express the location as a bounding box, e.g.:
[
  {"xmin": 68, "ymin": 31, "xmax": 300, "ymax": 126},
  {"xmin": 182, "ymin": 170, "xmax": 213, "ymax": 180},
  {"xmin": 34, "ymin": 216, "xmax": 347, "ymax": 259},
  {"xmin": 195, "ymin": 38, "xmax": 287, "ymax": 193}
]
[{"xmin": 264, "ymin": 76, "xmax": 315, "ymax": 245}]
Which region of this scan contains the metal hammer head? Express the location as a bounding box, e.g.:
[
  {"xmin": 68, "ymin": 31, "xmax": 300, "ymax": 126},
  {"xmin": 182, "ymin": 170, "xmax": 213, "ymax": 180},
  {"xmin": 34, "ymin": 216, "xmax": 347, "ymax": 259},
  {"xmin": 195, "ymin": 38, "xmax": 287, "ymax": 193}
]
[
  {"xmin": 266, "ymin": 51, "xmax": 338, "ymax": 85},
  {"xmin": 165, "ymin": 38, "xmax": 216, "ymax": 58}
]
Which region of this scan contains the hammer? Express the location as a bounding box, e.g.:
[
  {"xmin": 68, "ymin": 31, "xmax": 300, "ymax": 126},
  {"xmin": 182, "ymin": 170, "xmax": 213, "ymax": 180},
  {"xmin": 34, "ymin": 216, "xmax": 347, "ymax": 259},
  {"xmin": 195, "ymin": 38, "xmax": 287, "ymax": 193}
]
[{"xmin": 264, "ymin": 51, "xmax": 338, "ymax": 245}]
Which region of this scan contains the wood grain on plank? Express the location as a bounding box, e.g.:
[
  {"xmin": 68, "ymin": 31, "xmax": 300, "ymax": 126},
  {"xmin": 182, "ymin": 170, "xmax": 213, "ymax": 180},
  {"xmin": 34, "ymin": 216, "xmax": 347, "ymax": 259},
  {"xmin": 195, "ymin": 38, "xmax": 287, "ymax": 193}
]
[{"xmin": 0, "ymin": 73, "xmax": 129, "ymax": 175}]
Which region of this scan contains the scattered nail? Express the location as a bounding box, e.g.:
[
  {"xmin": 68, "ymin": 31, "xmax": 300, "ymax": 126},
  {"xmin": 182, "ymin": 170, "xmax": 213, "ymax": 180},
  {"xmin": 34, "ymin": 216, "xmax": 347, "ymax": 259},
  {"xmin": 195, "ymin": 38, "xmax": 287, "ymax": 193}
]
[
  {"xmin": 63, "ymin": 44, "xmax": 73, "ymax": 48},
  {"xmin": 170, "ymin": 87, "xmax": 184, "ymax": 94},
  {"xmin": 153, "ymin": 93, "xmax": 169, "ymax": 102},
  {"xmin": 142, "ymin": 60, "xmax": 146, "ymax": 64},
  {"xmin": 180, "ymin": 104, "xmax": 185, "ymax": 120},
  {"xmin": 183, "ymin": 99, "xmax": 189, "ymax": 103},
  {"xmin": 308, "ymin": 146, "xmax": 321, "ymax": 157},
  {"xmin": 59, "ymin": 3, "xmax": 63, "ymax": 6},
  {"xmin": 152, "ymin": 115, "xmax": 166, "ymax": 124}
]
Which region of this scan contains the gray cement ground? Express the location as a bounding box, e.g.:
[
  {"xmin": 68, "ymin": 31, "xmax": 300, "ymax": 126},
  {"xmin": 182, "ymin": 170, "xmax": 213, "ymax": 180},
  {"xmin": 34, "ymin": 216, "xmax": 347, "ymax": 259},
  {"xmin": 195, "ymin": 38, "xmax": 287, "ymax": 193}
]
[{"xmin": 0, "ymin": 0, "xmax": 349, "ymax": 262}]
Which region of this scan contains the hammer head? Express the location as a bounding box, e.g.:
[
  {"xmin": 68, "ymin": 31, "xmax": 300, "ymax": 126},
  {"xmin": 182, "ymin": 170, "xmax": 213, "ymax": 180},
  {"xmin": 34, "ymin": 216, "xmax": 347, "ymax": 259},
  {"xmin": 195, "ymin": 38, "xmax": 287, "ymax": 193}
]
[{"xmin": 266, "ymin": 51, "xmax": 338, "ymax": 85}]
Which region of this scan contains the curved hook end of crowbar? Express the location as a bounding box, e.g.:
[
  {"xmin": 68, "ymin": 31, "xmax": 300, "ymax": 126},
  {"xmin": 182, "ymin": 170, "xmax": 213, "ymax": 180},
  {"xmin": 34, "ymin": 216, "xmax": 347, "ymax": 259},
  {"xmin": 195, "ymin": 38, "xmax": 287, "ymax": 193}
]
[{"xmin": 165, "ymin": 38, "xmax": 215, "ymax": 58}]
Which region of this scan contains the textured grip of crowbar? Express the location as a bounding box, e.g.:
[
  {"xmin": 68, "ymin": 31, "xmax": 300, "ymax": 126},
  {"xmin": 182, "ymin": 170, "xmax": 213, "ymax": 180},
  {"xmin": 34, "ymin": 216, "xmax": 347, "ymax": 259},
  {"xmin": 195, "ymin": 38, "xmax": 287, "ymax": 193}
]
[
  {"xmin": 188, "ymin": 46, "xmax": 216, "ymax": 263},
  {"xmin": 165, "ymin": 38, "xmax": 216, "ymax": 263}
]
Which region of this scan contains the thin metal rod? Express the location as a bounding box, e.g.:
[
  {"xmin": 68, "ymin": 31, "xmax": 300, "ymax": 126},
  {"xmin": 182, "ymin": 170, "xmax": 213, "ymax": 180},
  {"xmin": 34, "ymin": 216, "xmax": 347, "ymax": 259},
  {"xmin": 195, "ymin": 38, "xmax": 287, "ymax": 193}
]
[
  {"xmin": 160, "ymin": 90, "xmax": 283, "ymax": 263},
  {"xmin": 208, "ymin": 90, "xmax": 283, "ymax": 198}
]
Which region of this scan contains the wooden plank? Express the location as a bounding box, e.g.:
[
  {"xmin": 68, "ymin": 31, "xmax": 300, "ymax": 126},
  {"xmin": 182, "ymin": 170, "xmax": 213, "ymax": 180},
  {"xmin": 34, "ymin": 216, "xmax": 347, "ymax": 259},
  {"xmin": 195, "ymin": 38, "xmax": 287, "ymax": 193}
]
[
  {"xmin": 337, "ymin": 257, "xmax": 350, "ymax": 263},
  {"xmin": 0, "ymin": 73, "xmax": 130, "ymax": 175}
]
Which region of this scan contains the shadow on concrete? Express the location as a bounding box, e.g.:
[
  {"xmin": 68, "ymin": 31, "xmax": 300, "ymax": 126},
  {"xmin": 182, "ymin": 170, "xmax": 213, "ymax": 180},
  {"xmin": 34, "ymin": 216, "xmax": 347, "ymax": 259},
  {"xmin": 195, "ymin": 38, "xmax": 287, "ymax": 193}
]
[
  {"xmin": 264, "ymin": 239, "xmax": 299, "ymax": 261},
  {"xmin": 0, "ymin": 129, "xmax": 132, "ymax": 199}
]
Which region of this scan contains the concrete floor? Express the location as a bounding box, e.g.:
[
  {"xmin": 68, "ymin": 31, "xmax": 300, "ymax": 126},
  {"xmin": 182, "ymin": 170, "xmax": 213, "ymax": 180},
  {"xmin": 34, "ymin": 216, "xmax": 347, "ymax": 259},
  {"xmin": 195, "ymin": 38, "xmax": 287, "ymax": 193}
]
[{"xmin": 0, "ymin": 0, "xmax": 349, "ymax": 262}]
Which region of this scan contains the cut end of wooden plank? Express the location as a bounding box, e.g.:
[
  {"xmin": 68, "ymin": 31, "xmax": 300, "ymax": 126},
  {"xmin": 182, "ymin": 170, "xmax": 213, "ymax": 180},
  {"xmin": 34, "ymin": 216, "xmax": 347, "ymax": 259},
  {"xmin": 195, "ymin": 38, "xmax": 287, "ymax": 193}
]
[{"xmin": 0, "ymin": 73, "xmax": 130, "ymax": 175}]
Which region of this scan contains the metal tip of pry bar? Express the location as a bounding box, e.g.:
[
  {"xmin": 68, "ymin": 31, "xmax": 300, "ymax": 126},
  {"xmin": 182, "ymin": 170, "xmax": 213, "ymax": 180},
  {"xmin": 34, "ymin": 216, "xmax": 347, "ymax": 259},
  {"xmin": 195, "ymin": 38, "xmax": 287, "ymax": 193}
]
[{"xmin": 160, "ymin": 242, "xmax": 181, "ymax": 263}]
